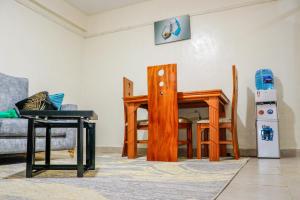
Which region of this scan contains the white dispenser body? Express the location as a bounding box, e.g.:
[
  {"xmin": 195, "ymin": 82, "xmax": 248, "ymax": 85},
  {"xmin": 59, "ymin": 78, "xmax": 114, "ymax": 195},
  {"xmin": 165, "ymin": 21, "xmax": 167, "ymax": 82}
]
[{"xmin": 255, "ymin": 89, "xmax": 280, "ymax": 158}]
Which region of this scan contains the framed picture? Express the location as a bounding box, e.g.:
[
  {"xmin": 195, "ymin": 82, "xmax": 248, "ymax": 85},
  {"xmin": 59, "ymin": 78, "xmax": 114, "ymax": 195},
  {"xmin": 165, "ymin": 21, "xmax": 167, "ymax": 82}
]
[{"xmin": 154, "ymin": 15, "xmax": 191, "ymax": 45}]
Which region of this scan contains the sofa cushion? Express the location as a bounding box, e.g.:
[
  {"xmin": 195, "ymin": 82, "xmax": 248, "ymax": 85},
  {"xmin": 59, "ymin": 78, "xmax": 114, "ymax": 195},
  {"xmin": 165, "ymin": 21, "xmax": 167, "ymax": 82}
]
[
  {"xmin": 0, "ymin": 73, "xmax": 28, "ymax": 111},
  {"xmin": 61, "ymin": 104, "xmax": 78, "ymax": 111},
  {"xmin": 0, "ymin": 119, "xmax": 67, "ymax": 137}
]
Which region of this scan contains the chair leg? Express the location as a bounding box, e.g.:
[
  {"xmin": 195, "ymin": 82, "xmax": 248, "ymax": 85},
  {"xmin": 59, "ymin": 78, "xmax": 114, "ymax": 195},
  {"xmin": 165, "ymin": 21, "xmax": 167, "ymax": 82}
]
[
  {"xmin": 122, "ymin": 128, "xmax": 128, "ymax": 157},
  {"xmin": 220, "ymin": 128, "xmax": 227, "ymax": 157},
  {"xmin": 187, "ymin": 124, "xmax": 193, "ymax": 159},
  {"xmin": 197, "ymin": 126, "xmax": 239, "ymax": 160},
  {"xmin": 231, "ymin": 127, "xmax": 240, "ymax": 159},
  {"xmin": 203, "ymin": 129, "xmax": 209, "ymax": 157},
  {"xmin": 197, "ymin": 125, "xmax": 202, "ymax": 159}
]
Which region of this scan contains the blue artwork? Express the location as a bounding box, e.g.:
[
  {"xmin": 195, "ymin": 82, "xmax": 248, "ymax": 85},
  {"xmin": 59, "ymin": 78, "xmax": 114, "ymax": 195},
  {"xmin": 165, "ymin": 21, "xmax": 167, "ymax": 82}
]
[
  {"xmin": 261, "ymin": 125, "xmax": 274, "ymax": 141},
  {"xmin": 155, "ymin": 15, "xmax": 191, "ymax": 45}
]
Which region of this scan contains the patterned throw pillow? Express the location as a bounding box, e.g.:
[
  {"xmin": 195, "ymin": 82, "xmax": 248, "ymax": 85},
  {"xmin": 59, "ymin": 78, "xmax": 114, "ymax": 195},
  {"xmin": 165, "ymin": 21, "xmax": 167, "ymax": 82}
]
[{"xmin": 15, "ymin": 91, "xmax": 57, "ymax": 111}]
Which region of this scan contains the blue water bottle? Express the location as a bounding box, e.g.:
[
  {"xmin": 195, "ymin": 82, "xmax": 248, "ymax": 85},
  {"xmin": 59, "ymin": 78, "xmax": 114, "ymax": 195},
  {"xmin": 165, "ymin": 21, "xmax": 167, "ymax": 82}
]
[{"xmin": 255, "ymin": 69, "xmax": 274, "ymax": 90}]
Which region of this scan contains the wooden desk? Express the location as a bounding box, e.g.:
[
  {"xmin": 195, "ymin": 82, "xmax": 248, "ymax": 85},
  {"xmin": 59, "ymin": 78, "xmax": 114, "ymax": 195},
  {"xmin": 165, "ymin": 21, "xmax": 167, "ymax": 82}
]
[{"xmin": 123, "ymin": 90, "xmax": 229, "ymax": 161}]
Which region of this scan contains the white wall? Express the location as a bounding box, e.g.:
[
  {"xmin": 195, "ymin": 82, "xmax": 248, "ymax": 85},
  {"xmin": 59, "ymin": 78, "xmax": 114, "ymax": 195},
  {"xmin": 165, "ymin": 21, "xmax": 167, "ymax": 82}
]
[
  {"xmin": 0, "ymin": 0, "xmax": 84, "ymax": 105},
  {"xmin": 83, "ymin": 0, "xmax": 300, "ymax": 150}
]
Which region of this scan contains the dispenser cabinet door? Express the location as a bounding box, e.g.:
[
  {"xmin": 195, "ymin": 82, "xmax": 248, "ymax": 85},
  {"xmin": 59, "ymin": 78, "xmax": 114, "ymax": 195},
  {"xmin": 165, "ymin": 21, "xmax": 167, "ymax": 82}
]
[{"xmin": 257, "ymin": 120, "xmax": 280, "ymax": 158}]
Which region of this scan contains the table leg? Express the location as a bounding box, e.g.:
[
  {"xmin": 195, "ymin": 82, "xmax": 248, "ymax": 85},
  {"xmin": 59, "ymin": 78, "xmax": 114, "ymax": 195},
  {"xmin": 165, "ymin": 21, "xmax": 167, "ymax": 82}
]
[
  {"xmin": 219, "ymin": 103, "xmax": 227, "ymax": 157},
  {"xmin": 91, "ymin": 123, "xmax": 96, "ymax": 169},
  {"xmin": 45, "ymin": 127, "xmax": 51, "ymax": 165},
  {"xmin": 33, "ymin": 127, "xmax": 36, "ymax": 166},
  {"xmin": 208, "ymin": 97, "xmax": 220, "ymax": 161},
  {"xmin": 86, "ymin": 123, "xmax": 96, "ymax": 170},
  {"xmin": 187, "ymin": 125, "xmax": 193, "ymax": 159},
  {"xmin": 26, "ymin": 118, "xmax": 35, "ymax": 178},
  {"xmin": 86, "ymin": 125, "xmax": 90, "ymax": 167},
  {"xmin": 127, "ymin": 103, "xmax": 137, "ymax": 159},
  {"xmin": 77, "ymin": 118, "xmax": 84, "ymax": 177}
]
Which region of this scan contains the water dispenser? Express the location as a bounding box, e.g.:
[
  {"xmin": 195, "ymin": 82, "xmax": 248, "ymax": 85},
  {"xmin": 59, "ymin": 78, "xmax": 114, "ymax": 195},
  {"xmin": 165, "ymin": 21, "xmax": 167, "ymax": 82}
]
[{"xmin": 255, "ymin": 69, "xmax": 280, "ymax": 158}]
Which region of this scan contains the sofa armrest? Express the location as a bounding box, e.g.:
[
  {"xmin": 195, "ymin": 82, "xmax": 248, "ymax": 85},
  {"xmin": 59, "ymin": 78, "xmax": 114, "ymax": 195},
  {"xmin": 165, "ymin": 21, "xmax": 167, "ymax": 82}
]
[{"xmin": 61, "ymin": 104, "xmax": 78, "ymax": 111}]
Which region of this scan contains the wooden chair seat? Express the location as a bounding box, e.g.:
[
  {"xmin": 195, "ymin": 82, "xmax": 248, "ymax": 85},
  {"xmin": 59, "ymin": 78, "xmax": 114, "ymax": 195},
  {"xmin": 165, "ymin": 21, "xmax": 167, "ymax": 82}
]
[
  {"xmin": 137, "ymin": 119, "xmax": 149, "ymax": 126},
  {"xmin": 179, "ymin": 117, "xmax": 192, "ymax": 124},
  {"xmin": 197, "ymin": 122, "xmax": 231, "ymax": 129},
  {"xmin": 197, "ymin": 118, "xmax": 231, "ymax": 124},
  {"xmin": 135, "ymin": 117, "xmax": 192, "ymax": 126},
  {"xmin": 125, "ymin": 120, "xmax": 148, "ymax": 127}
]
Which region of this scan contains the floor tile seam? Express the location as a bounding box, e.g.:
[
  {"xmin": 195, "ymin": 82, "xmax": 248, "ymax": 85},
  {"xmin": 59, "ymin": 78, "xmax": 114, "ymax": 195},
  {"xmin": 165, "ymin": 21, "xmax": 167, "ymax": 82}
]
[{"xmin": 229, "ymin": 183, "xmax": 289, "ymax": 188}]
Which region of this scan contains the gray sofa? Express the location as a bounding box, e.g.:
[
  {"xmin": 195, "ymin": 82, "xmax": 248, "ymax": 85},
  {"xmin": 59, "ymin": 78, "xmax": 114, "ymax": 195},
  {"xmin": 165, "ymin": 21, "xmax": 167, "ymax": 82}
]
[{"xmin": 0, "ymin": 73, "xmax": 76, "ymax": 155}]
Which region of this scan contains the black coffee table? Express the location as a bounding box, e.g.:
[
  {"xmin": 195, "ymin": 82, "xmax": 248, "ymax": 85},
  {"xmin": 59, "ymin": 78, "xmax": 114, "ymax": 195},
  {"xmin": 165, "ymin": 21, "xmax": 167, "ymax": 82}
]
[{"xmin": 20, "ymin": 110, "xmax": 98, "ymax": 178}]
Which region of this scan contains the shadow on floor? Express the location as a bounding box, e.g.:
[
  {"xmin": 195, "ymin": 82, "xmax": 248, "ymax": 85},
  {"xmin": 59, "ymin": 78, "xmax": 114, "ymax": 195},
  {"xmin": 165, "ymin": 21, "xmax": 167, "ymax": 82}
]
[{"xmin": 0, "ymin": 154, "xmax": 26, "ymax": 165}]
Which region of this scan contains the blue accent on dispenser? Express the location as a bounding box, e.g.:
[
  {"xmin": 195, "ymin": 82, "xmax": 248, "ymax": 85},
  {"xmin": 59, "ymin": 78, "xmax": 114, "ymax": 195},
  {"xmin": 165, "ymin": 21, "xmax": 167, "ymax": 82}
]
[
  {"xmin": 261, "ymin": 125, "xmax": 274, "ymax": 141},
  {"xmin": 255, "ymin": 69, "xmax": 274, "ymax": 90}
]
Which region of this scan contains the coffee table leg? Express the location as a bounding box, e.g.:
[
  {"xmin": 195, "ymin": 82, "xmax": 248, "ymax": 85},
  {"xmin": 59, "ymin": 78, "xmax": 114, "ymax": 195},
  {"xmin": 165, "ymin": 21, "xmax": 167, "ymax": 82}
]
[
  {"xmin": 86, "ymin": 123, "xmax": 96, "ymax": 170},
  {"xmin": 86, "ymin": 125, "xmax": 90, "ymax": 168},
  {"xmin": 26, "ymin": 118, "xmax": 35, "ymax": 178},
  {"xmin": 90, "ymin": 123, "xmax": 96, "ymax": 170},
  {"xmin": 45, "ymin": 127, "xmax": 51, "ymax": 165},
  {"xmin": 77, "ymin": 118, "xmax": 84, "ymax": 177}
]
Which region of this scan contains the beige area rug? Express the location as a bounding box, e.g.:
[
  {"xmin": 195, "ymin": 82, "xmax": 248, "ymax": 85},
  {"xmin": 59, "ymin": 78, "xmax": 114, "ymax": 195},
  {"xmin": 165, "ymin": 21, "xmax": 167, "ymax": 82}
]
[{"xmin": 0, "ymin": 153, "xmax": 248, "ymax": 200}]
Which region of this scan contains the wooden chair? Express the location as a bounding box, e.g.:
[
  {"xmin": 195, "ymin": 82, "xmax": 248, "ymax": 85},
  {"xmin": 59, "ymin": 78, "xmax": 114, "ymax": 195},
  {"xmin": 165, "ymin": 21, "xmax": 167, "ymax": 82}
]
[
  {"xmin": 147, "ymin": 64, "xmax": 192, "ymax": 161},
  {"xmin": 196, "ymin": 65, "xmax": 240, "ymax": 159},
  {"xmin": 122, "ymin": 76, "xmax": 193, "ymax": 159},
  {"xmin": 122, "ymin": 77, "xmax": 148, "ymax": 157}
]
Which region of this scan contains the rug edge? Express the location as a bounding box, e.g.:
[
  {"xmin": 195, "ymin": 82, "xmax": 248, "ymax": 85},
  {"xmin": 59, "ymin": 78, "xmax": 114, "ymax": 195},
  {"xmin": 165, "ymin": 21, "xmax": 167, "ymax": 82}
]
[{"xmin": 212, "ymin": 158, "xmax": 250, "ymax": 200}]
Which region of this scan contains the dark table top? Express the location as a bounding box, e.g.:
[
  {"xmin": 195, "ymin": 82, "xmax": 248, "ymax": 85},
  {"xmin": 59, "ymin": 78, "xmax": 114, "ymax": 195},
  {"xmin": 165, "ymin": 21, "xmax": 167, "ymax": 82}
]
[{"xmin": 20, "ymin": 110, "xmax": 98, "ymax": 120}]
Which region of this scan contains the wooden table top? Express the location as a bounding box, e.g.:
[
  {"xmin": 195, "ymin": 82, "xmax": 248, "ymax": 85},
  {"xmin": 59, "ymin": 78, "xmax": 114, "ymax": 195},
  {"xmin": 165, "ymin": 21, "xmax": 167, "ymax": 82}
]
[{"xmin": 124, "ymin": 89, "xmax": 230, "ymax": 108}]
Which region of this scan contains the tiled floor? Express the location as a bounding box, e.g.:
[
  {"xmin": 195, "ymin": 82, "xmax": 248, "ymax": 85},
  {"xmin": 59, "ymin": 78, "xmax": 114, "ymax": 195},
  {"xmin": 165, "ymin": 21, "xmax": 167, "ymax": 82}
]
[{"xmin": 217, "ymin": 157, "xmax": 300, "ymax": 200}]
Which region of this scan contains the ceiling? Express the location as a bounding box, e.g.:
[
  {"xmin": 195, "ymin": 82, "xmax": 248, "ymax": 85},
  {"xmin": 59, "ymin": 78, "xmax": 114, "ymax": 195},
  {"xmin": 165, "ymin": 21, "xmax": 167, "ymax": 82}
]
[{"xmin": 65, "ymin": 0, "xmax": 149, "ymax": 15}]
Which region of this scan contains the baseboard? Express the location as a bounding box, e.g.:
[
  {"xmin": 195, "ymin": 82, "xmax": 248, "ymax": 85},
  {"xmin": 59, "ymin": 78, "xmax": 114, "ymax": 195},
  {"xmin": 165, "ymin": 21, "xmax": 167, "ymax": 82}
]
[
  {"xmin": 96, "ymin": 147, "xmax": 300, "ymax": 158},
  {"xmin": 96, "ymin": 147, "xmax": 123, "ymax": 154},
  {"xmin": 280, "ymin": 149, "xmax": 300, "ymax": 157},
  {"xmin": 236, "ymin": 149, "xmax": 300, "ymax": 157}
]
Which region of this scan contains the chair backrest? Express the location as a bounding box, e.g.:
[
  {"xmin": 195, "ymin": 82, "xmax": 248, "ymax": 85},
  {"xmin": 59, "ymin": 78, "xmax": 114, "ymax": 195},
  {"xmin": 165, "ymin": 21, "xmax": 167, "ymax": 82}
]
[
  {"xmin": 123, "ymin": 77, "xmax": 133, "ymax": 98},
  {"xmin": 123, "ymin": 77, "xmax": 133, "ymax": 123},
  {"xmin": 231, "ymin": 65, "xmax": 238, "ymax": 132},
  {"xmin": 147, "ymin": 64, "xmax": 178, "ymax": 161}
]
